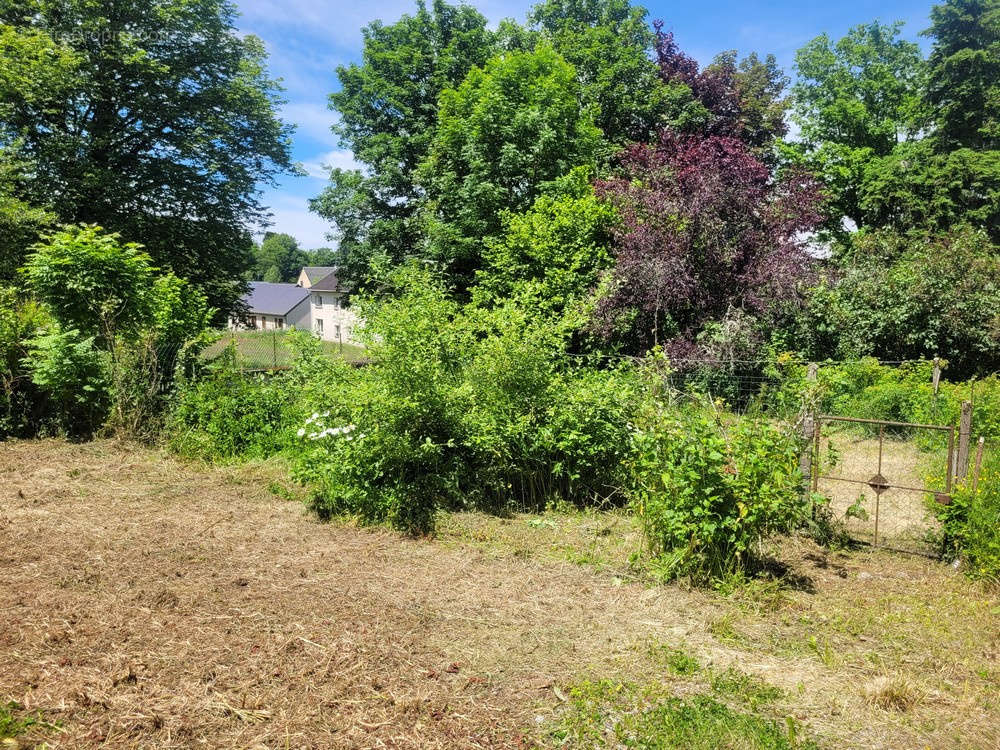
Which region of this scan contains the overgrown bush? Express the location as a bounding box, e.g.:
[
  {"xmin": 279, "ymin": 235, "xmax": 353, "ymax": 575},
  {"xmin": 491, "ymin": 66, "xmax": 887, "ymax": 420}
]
[
  {"xmin": 167, "ymin": 347, "xmax": 295, "ymax": 459},
  {"xmin": 630, "ymin": 400, "xmax": 806, "ymax": 582},
  {"xmin": 23, "ymin": 326, "xmax": 109, "ymax": 439},
  {"xmin": 0, "ymin": 286, "xmax": 49, "ymax": 437},
  {"xmin": 934, "ymin": 452, "xmax": 1000, "ymax": 583},
  {"xmin": 290, "ymin": 265, "xmax": 642, "ymax": 534}
]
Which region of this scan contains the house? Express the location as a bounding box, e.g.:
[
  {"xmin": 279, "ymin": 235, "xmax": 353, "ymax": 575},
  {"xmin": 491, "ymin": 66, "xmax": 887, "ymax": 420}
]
[
  {"xmin": 299, "ymin": 268, "xmax": 361, "ymax": 344},
  {"xmin": 230, "ymin": 281, "xmax": 310, "ymax": 331}
]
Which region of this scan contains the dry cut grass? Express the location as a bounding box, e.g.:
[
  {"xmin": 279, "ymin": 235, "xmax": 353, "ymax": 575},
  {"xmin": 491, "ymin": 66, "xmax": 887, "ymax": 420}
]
[{"xmin": 1, "ymin": 439, "xmax": 998, "ymax": 749}]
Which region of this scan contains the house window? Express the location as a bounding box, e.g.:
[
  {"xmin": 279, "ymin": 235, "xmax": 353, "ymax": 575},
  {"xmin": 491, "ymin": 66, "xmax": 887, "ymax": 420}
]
[
  {"xmin": 315, "ymin": 319, "xmax": 323, "ymax": 334},
  {"xmin": 315, "ymin": 295, "xmax": 323, "ymax": 308},
  {"xmin": 332, "ymin": 296, "xmax": 341, "ymax": 310},
  {"xmin": 276, "ymin": 318, "xmax": 284, "ymax": 329}
]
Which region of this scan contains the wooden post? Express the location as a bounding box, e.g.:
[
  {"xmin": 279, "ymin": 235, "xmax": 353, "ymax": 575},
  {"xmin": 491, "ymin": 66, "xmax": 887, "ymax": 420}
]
[
  {"xmin": 272, "ymin": 329, "xmax": 278, "ymax": 369},
  {"xmin": 932, "ymin": 358, "xmax": 942, "ymax": 396},
  {"xmin": 972, "ymin": 437, "xmax": 985, "ymax": 492},
  {"xmin": 956, "ymin": 400, "xmax": 973, "ymax": 481},
  {"xmin": 800, "ymin": 364, "xmax": 818, "ymax": 502}
]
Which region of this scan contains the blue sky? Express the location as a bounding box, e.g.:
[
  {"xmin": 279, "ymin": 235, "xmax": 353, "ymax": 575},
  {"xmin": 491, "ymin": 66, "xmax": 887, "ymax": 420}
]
[{"xmin": 234, "ymin": 0, "xmax": 933, "ymax": 249}]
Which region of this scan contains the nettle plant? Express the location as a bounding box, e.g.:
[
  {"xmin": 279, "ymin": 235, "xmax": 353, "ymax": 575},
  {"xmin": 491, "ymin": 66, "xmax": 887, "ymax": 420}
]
[{"xmin": 630, "ymin": 399, "xmax": 806, "ymax": 582}]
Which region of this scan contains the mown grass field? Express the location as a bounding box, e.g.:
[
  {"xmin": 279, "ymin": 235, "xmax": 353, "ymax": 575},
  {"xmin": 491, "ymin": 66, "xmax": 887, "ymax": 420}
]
[
  {"xmin": 1, "ymin": 440, "xmax": 997, "ymax": 749},
  {"xmin": 201, "ymin": 330, "xmax": 367, "ymax": 368}
]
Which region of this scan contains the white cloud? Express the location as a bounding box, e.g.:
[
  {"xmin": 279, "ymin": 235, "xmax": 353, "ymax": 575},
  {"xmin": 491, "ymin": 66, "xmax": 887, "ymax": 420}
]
[
  {"xmin": 300, "ymin": 149, "xmax": 362, "ymax": 179},
  {"xmin": 282, "ymin": 101, "xmax": 338, "ymax": 147},
  {"xmin": 258, "ymin": 191, "xmax": 336, "ymax": 249}
]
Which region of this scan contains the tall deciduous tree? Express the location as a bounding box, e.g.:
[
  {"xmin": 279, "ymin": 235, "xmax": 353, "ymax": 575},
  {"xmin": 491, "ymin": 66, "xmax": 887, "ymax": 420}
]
[
  {"xmin": 0, "ymin": 0, "xmax": 294, "ymax": 311},
  {"xmin": 654, "ymin": 25, "xmax": 790, "ymax": 159},
  {"xmin": 788, "ymin": 22, "xmax": 926, "ymax": 237},
  {"xmin": 528, "ymin": 0, "xmax": 670, "ymax": 144},
  {"xmin": 312, "ymin": 0, "xmax": 495, "ymax": 282},
  {"xmin": 418, "ymin": 44, "xmax": 603, "ymax": 290},
  {"xmin": 924, "ymin": 0, "xmax": 1000, "ymax": 150},
  {"xmin": 250, "ymin": 232, "xmax": 306, "ymax": 283}
]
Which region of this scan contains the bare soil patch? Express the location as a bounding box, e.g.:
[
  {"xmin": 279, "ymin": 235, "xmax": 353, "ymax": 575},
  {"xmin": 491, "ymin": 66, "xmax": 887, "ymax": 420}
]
[{"xmin": 1, "ymin": 440, "xmax": 997, "ymax": 749}]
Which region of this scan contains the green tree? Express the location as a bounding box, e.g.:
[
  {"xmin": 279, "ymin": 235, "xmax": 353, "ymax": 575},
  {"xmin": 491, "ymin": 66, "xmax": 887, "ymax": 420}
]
[
  {"xmin": 251, "ymin": 232, "xmax": 306, "ymax": 282},
  {"xmin": 21, "ymin": 224, "xmax": 155, "ymax": 341},
  {"xmin": 788, "ymin": 22, "xmax": 925, "ymax": 236},
  {"xmin": 418, "ymin": 45, "xmax": 603, "ymax": 290},
  {"xmin": 528, "ymin": 0, "xmax": 669, "ymax": 144},
  {"xmin": 923, "ymin": 0, "xmax": 1000, "ymax": 150},
  {"xmin": 799, "ymin": 228, "xmax": 1000, "ymax": 376},
  {"xmin": 473, "ymin": 168, "xmax": 618, "ymax": 324},
  {"xmin": 0, "ymin": 0, "xmax": 294, "ymax": 312},
  {"xmin": 312, "ymin": 0, "xmax": 495, "ymax": 282}
]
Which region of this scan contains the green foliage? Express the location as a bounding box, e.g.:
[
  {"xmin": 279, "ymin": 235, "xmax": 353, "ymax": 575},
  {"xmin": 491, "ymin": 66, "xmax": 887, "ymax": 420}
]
[
  {"xmin": 0, "ymin": 285, "xmax": 49, "ymax": 437},
  {"xmin": 551, "ymin": 680, "xmax": 814, "ymax": 749},
  {"xmin": 22, "ymin": 224, "xmax": 155, "ymax": 340},
  {"xmin": 290, "ymin": 265, "xmax": 640, "ymax": 534},
  {"xmin": 528, "ymin": 0, "xmax": 670, "ymax": 144},
  {"xmin": 249, "ymin": 232, "xmax": 306, "ymax": 283},
  {"xmin": 858, "ymin": 142, "xmax": 1000, "ymax": 241},
  {"xmin": 934, "ymin": 451, "xmax": 1000, "ymax": 581},
  {"xmin": 0, "ymin": 146, "xmax": 53, "ymax": 279},
  {"xmin": 473, "ymin": 167, "xmax": 618, "ymax": 324},
  {"xmin": 23, "ymin": 326, "xmax": 109, "ymax": 439},
  {"xmin": 797, "ymin": 228, "xmax": 1000, "ymax": 376},
  {"xmin": 315, "ymin": 0, "xmax": 495, "ymax": 280},
  {"xmin": 418, "ymin": 44, "xmax": 603, "ymax": 289},
  {"xmin": 788, "ymin": 22, "xmax": 925, "ymax": 236},
  {"xmin": 923, "ymin": 0, "xmax": 1000, "ymax": 151},
  {"xmin": 0, "ymin": 0, "xmax": 293, "ymax": 312},
  {"xmin": 630, "ymin": 401, "xmax": 806, "ymax": 582},
  {"xmin": 168, "ymin": 348, "xmax": 295, "ymax": 460}
]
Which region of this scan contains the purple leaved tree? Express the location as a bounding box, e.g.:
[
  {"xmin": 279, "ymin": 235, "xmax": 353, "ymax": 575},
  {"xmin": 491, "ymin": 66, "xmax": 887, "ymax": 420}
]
[{"xmin": 593, "ymin": 131, "xmax": 823, "ymax": 356}]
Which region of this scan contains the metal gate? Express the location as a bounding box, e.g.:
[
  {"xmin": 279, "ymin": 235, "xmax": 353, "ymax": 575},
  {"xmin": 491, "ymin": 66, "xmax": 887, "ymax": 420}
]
[{"xmin": 811, "ymin": 415, "xmax": 955, "ymax": 554}]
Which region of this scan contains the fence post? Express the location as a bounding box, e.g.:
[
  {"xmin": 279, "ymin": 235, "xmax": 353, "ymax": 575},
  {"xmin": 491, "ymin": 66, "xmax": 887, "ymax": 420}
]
[
  {"xmin": 800, "ymin": 363, "xmax": 818, "ymax": 500},
  {"xmin": 956, "ymin": 400, "xmax": 973, "ymax": 481}
]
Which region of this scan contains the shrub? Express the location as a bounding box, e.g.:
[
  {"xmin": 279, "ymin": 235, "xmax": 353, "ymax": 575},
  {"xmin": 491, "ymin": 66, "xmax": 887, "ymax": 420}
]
[
  {"xmin": 0, "ymin": 286, "xmax": 50, "ymax": 437},
  {"xmin": 21, "ymin": 224, "xmax": 155, "ymax": 340},
  {"xmin": 934, "ymin": 452, "xmax": 1000, "ymax": 582},
  {"xmin": 630, "ymin": 401, "xmax": 806, "ymax": 582},
  {"xmin": 23, "ymin": 326, "xmax": 110, "ymax": 439},
  {"xmin": 290, "ymin": 265, "xmax": 644, "ymax": 534},
  {"xmin": 167, "ymin": 348, "xmax": 295, "ymax": 459}
]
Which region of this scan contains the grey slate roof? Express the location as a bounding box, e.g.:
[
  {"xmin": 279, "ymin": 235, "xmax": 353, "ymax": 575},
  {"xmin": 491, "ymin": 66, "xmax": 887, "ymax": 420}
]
[
  {"xmin": 243, "ymin": 281, "xmax": 309, "ymax": 316},
  {"xmin": 300, "ymin": 266, "xmax": 337, "ymax": 286},
  {"xmin": 310, "ymin": 269, "xmax": 344, "ymax": 292}
]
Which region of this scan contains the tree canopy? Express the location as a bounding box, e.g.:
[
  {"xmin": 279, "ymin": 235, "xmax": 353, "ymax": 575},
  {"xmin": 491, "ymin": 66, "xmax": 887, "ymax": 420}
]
[{"xmin": 0, "ymin": 0, "xmax": 294, "ymax": 311}]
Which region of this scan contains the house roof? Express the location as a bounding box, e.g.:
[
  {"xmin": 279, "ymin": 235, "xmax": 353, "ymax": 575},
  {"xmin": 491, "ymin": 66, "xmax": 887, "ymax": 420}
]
[
  {"xmin": 243, "ymin": 282, "xmax": 309, "ymax": 316},
  {"xmin": 310, "ymin": 269, "xmax": 345, "ymax": 292},
  {"xmin": 300, "ymin": 266, "xmax": 337, "ymax": 286}
]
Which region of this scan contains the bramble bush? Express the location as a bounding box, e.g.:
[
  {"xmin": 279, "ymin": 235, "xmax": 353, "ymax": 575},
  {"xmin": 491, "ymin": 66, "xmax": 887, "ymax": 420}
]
[
  {"xmin": 167, "ymin": 346, "xmax": 296, "ymax": 460},
  {"xmin": 289, "ymin": 265, "xmax": 643, "ymax": 534}
]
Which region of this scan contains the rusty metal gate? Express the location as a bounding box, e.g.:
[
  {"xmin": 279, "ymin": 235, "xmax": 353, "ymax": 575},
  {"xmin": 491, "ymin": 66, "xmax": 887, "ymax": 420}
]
[{"xmin": 811, "ymin": 415, "xmax": 955, "ymax": 555}]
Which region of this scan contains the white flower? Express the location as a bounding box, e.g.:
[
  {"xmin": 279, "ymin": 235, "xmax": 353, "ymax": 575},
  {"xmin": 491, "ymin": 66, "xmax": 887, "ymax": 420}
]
[{"xmin": 297, "ymin": 428, "xmax": 306, "ymax": 437}]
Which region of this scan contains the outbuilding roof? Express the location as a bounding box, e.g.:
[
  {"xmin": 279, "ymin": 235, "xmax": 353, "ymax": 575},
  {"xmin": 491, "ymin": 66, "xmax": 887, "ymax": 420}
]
[{"xmin": 243, "ymin": 281, "xmax": 309, "ymax": 316}]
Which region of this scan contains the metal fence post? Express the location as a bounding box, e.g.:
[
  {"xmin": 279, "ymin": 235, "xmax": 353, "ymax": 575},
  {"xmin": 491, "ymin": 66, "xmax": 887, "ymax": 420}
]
[
  {"xmin": 956, "ymin": 400, "xmax": 973, "ymax": 481},
  {"xmin": 272, "ymin": 329, "xmax": 278, "ymax": 369},
  {"xmin": 800, "ymin": 363, "xmax": 818, "ymax": 505}
]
